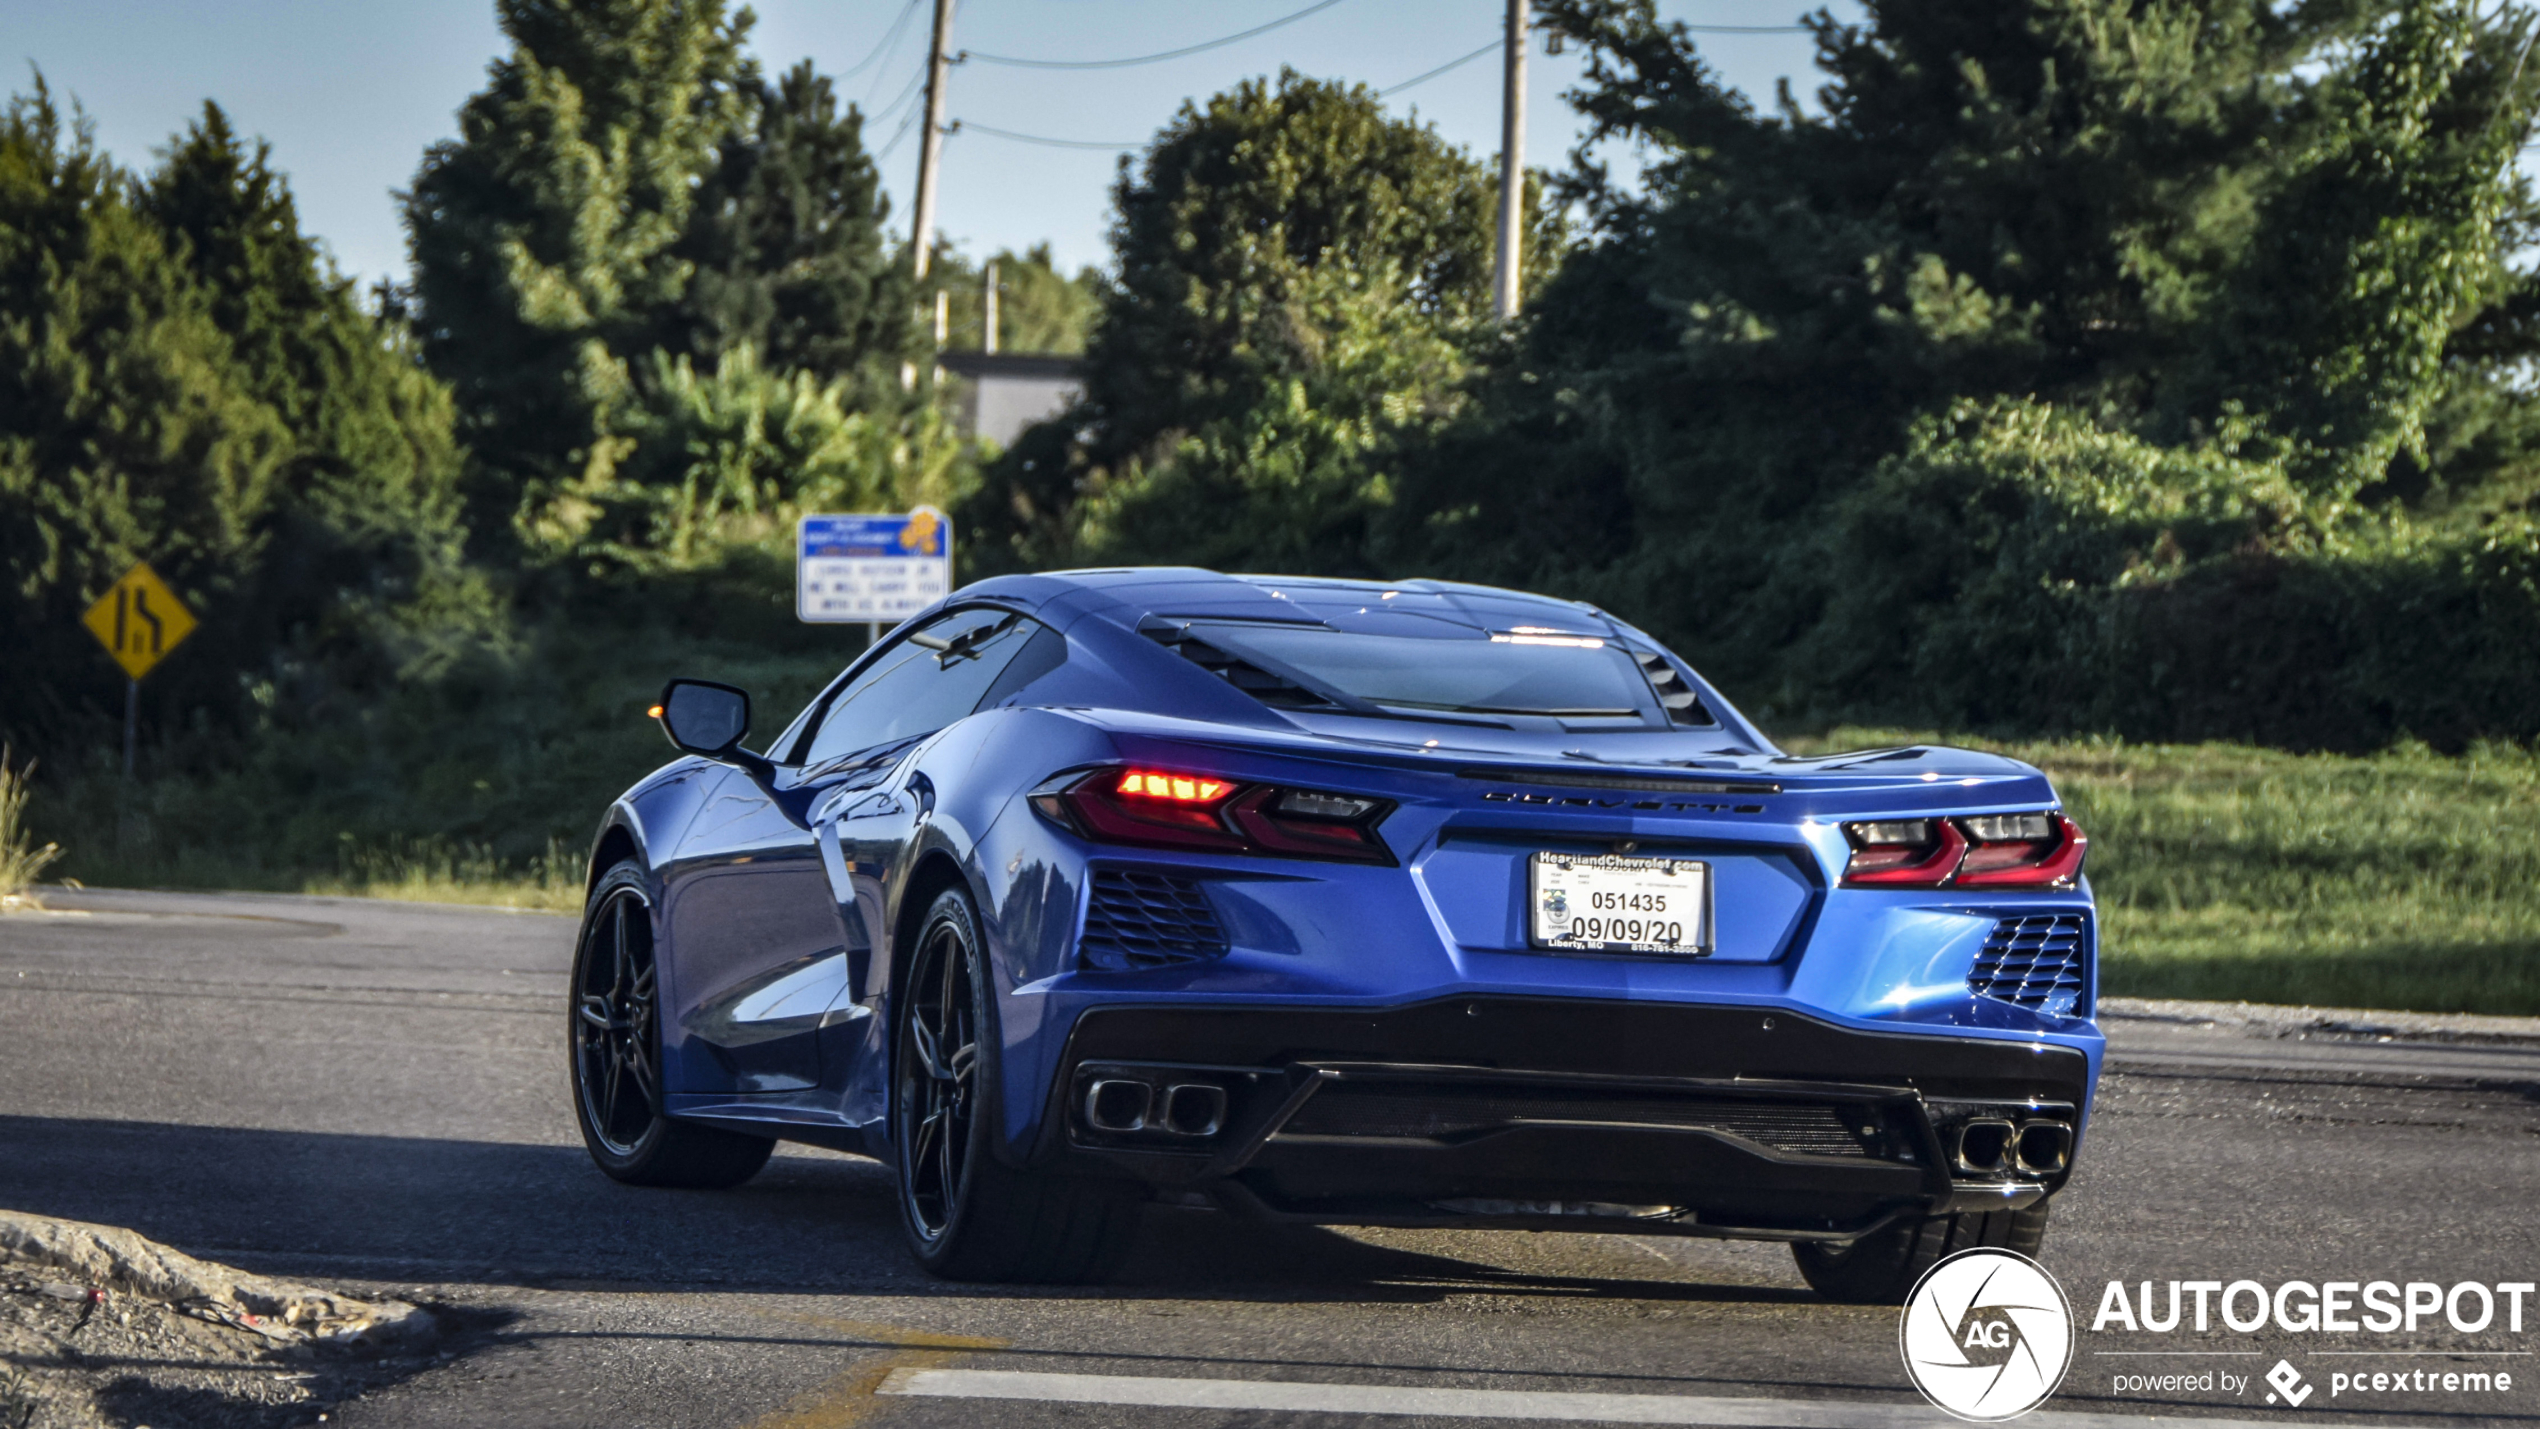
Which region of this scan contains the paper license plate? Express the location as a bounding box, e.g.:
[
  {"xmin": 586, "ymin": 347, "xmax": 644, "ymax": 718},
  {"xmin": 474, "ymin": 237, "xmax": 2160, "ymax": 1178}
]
[{"xmin": 1528, "ymin": 852, "xmax": 1711, "ymax": 955}]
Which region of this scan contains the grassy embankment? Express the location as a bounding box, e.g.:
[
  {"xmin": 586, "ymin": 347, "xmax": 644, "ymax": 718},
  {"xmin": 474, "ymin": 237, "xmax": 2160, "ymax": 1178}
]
[
  {"xmin": 21, "ymin": 704, "xmax": 2538, "ymax": 1014},
  {"xmin": 1791, "ymin": 730, "xmax": 2540, "ymax": 1015},
  {"xmin": 31, "ymin": 595, "xmax": 864, "ymax": 916}
]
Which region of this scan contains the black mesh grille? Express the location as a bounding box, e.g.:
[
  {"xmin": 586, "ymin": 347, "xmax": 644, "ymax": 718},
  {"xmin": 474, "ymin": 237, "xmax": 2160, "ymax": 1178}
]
[
  {"xmin": 1142, "ymin": 626, "xmax": 1339, "ymax": 709},
  {"xmin": 1971, "ymin": 913, "xmax": 2090, "ymax": 1014},
  {"xmin": 1081, "ymin": 870, "xmax": 1230, "ymax": 971},
  {"xmin": 1282, "ymin": 1082, "xmax": 1880, "ymax": 1158}
]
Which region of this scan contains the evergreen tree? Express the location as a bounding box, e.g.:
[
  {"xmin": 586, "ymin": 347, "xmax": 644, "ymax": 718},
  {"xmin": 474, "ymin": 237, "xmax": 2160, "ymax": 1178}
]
[
  {"xmin": 1, "ymin": 83, "xmax": 471, "ymax": 753},
  {"xmin": 144, "ymin": 103, "xmax": 472, "ymax": 667},
  {"xmin": 677, "ymin": 59, "xmax": 908, "ymax": 387},
  {"xmin": 1394, "ymin": 0, "xmax": 2540, "ymax": 699},
  {"xmin": 403, "ymin": 0, "xmax": 752, "ymax": 527}
]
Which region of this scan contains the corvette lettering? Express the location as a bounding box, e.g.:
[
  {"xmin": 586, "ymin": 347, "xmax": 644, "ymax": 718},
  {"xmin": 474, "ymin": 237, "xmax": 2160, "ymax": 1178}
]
[{"xmin": 1480, "ymin": 790, "xmax": 1767, "ymax": 813}]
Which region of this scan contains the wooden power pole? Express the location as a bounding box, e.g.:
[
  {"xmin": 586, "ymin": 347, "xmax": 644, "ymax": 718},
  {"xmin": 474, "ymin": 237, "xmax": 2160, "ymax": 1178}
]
[
  {"xmin": 983, "ymin": 259, "xmax": 1000, "ymax": 354},
  {"xmin": 911, "ymin": 0, "xmax": 957, "ymax": 280},
  {"xmin": 1494, "ymin": 0, "xmax": 1528, "ymax": 320}
]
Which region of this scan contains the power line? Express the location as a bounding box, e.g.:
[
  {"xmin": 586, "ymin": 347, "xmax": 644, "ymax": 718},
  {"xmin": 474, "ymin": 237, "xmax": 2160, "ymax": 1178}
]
[
  {"xmin": 862, "ymin": 1, "xmax": 927, "ymax": 104},
  {"xmin": 958, "ymin": 0, "xmax": 1351, "ymax": 70},
  {"xmin": 868, "ymin": 59, "xmax": 931, "ymax": 132},
  {"xmin": 875, "ymin": 102, "xmax": 927, "ymax": 162},
  {"xmin": 841, "ymin": 0, "xmax": 923, "ymax": 81},
  {"xmin": 1383, "ymin": 40, "xmax": 1498, "ymax": 96},
  {"xmin": 1683, "ymin": 23, "xmax": 1811, "ymax": 32},
  {"xmin": 951, "ymin": 120, "xmax": 1141, "ymax": 151}
]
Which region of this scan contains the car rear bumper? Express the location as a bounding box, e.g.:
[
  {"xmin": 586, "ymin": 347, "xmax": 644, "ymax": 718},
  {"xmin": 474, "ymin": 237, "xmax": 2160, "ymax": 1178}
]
[{"xmin": 1038, "ymin": 996, "xmax": 2093, "ymax": 1240}]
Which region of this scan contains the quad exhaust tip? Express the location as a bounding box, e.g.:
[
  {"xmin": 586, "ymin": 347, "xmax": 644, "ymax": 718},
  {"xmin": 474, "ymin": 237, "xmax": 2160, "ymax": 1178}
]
[
  {"xmin": 1083, "ymin": 1076, "xmax": 1228, "ymax": 1139},
  {"xmin": 1085, "ymin": 1078, "xmax": 1152, "ymax": 1133},
  {"xmin": 2015, "ymin": 1120, "xmax": 2072, "ymax": 1175},
  {"xmin": 1161, "ymin": 1082, "xmax": 1227, "ymax": 1138},
  {"xmin": 1954, "ymin": 1118, "xmax": 2016, "ymax": 1173},
  {"xmin": 1953, "ymin": 1118, "xmax": 2073, "ymax": 1177}
]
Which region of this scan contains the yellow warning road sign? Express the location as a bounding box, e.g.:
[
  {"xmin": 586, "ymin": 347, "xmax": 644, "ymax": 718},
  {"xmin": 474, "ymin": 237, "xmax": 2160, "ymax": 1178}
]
[{"xmin": 82, "ymin": 562, "xmax": 198, "ymax": 680}]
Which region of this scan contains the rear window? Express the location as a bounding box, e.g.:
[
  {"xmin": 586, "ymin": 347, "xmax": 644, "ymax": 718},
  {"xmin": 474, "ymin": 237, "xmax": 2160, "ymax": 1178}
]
[{"xmin": 1188, "ymin": 622, "xmax": 1654, "ymax": 717}]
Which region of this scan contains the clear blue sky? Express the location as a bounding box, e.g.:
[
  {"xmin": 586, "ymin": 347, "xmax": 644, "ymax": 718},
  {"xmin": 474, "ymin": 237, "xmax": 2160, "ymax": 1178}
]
[{"xmin": 8, "ymin": 0, "xmax": 1856, "ymax": 287}]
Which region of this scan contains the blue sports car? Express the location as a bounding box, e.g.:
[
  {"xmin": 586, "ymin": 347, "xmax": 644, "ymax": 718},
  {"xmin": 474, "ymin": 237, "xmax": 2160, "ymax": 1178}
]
[{"xmin": 570, "ymin": 568, "xmax": 2100, "ymax": 1299}]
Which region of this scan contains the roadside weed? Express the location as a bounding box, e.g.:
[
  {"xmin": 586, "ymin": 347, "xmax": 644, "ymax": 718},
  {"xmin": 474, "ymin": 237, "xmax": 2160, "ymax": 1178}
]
[{"xmin": 0, "ymin": 747, "xmax": 64, "ymax": 909}]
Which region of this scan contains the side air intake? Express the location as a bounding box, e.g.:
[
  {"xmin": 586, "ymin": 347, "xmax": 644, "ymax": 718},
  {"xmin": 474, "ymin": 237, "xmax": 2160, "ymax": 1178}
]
[
  {"xmin": 1969, "ymin": 913, "xmax": 2089, "ymax": 1017},
  {"xmin": 1080, "ymin": 869, "xmax": 1230, "ymax": 971}
]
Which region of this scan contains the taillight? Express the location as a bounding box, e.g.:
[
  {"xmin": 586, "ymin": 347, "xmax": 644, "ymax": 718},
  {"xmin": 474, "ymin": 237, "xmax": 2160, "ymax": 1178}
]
[
  {"xmin": 1033, "ymin": 768, "xmax": 1394, "ymax": 864},
  {"xmin": 1840, "ymin": 813, "xmax": 2086, "ymax": 889},
  {"xmin": 1956, "ymin": 813, "xmax": 2087, "ymax": 888},
  {"xmin": 1841, "ymin": 818, "xmax": 1967, "ymax": 886}
]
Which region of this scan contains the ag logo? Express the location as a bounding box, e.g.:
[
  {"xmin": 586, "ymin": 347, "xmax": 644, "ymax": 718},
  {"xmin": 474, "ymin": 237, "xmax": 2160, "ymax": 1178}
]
[{"xmin": 1900, "ymin": 1248, "xmax": 2074, "ymax": 1421}]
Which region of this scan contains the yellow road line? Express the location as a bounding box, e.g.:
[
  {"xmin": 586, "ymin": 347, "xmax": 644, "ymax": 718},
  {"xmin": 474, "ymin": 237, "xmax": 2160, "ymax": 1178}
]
[{"xmin": 741, "ymin": 1315, "xmax": 1006, "ymax": 1429}]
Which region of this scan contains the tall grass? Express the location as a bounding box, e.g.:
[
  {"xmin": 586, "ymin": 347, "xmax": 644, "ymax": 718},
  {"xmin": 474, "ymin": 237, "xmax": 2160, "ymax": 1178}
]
[
  {"xmin": 0, "ymin": 747, "xmax": 64, "ymax": 908},
  {"xmin": 1793, "ymin": 730, "xmax": 2540, "ymax": 1015}
]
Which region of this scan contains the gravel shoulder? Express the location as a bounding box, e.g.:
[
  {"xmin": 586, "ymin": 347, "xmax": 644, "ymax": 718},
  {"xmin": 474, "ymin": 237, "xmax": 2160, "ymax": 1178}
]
[{"xmin": 0, "ymin": 1211, "xmax": 450, "ymax": 1429}]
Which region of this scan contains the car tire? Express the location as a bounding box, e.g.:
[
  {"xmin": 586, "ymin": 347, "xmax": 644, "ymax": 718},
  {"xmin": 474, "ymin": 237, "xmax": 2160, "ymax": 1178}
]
[
  {"xmin": 571, "ymin": 859, "xmax": 776, "ymax": 1189},
  {"xmin": 1790, "ymin": 1201, "xmax": 2051, "ymax": 1305},
  {"xmin": 894, "ymin": 885, "xmax": 1140, "ymax": 1284}
]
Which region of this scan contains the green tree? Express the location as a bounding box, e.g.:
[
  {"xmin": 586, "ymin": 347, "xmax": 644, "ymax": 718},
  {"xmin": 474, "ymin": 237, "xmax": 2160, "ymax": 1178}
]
[
  {"xmin": 965, "ymin": 70, "xmax": 1556, "ymax": 572},
  {"xmin": 0, "ymin": 83, "xmax": 472, "ymax": 755},
  {"xmin": 920, "ymin": 241, "xmax": 1103, "ymax": 355},
  {"xmin": 403, "ymin": 0, "xmax": 752, "ymax": 528},
  {"xmin": 987, "ymin": 243, "xmax": 1103, "ymax": 355},
  {"xmin": 677, "ymin": 58, "xmax": 910, "ymax": 388},
  {"xmin": 1402, "ymin": 0, "xmax": 2540, "ymax": 707},
  {"xmin": 143, "ymin": 104, "xmax": 474, "ymax": 673}
]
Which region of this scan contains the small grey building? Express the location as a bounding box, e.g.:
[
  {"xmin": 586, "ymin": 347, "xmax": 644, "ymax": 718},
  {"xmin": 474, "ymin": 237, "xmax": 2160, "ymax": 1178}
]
[{"xmin": 938, "ymin": 352, "xmax": 1083, "ymax": 449}]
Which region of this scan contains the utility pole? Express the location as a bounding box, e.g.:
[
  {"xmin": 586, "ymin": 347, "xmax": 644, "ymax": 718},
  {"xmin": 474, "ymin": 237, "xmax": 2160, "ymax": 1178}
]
[
  {"xmin": 1494, "ymin": 0, "xmax": 1528, "ymax": 321},
  {"xmin": 910, "ymin": 0, "xmax": 956, "ymax": 281},
  {"xmin": 983, "ymin": 259, "xmax": 1000, "ymax": 354}
]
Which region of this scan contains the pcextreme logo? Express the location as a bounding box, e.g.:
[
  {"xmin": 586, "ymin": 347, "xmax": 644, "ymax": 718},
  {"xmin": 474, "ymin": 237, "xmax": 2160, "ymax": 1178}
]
[{"xmin": 1900, "ymin": 1249, "xmax": 2077, "ymax": 1421}]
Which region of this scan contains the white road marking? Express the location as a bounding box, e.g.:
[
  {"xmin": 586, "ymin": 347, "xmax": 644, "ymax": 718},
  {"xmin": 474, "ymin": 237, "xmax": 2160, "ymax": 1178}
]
[{"xmin": 877, "ymin": 1367, "xmax": 2368, "ymax": 1428}]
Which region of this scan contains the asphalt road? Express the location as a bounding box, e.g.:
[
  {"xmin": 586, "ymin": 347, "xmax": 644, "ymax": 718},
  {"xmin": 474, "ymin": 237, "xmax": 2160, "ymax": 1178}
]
[{"xmin": 3, "ymin": 888, "xmax": 2536, "ymax": 1429}]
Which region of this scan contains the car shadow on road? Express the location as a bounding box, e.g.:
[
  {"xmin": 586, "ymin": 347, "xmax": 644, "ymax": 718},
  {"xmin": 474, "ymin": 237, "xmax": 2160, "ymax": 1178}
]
[{"xmin": 0, "ymin": 1115, "xmax": 1820, "ymax": 1309}]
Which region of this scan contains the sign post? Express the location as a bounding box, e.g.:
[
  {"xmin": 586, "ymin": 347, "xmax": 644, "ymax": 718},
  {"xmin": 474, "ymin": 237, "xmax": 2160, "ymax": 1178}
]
[
  {"xmin": 80, "ymin": 562, "xmax": 198, "ymax": 779},
  {"xmin": 797, "ymin": 508, "xmax": 953, "ymax": 641}
]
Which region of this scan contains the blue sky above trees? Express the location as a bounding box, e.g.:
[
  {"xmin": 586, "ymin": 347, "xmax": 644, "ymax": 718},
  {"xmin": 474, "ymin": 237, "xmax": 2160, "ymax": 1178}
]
[{"xmin": 10, "ymin": 0, "xmax": 1848, "ymax": 285}]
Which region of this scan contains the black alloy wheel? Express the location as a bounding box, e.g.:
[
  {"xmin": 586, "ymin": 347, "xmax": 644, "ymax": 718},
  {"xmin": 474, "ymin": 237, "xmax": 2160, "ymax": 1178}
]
[
  {"xmin": 896, "ymin": 897, "xmax": 981, "ymax": 1246},
  {"xmin": 891, "ymin": 886, "xmax": 1141, "ymax": 1282},
  {"xmin": 569, "ymin": 860, "xmax": 773, "ymax": 1188},
  {"xmin": 575, "ymin": 883, "xmax": 658, "ymax": 1155}
]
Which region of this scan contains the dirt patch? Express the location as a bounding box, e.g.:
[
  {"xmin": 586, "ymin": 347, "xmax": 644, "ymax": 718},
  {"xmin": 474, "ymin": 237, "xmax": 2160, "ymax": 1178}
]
[{"xmin": 0, "ymin": 1212, "xmax": 450, "ymax": 1429}]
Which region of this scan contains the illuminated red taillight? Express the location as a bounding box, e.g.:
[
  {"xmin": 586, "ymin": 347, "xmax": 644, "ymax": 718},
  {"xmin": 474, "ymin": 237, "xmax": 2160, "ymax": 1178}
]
[
  {"xmin": 1115, "ymin": 771, "xmax": 1230, "ymax": 802},
  {"xmin": 1840, "ymin": 813, "xmax": 2086, "ymax": 889},
  {"xmin": 1035, "ymin": 768, "xmax": 1394, "ymax": 864}
]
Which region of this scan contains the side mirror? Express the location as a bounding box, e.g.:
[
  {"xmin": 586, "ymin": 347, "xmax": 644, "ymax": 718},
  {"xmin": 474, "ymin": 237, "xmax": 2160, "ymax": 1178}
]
[{"xmin": 656, "ymin": 679, "xmax": 750, "ymax": 757}]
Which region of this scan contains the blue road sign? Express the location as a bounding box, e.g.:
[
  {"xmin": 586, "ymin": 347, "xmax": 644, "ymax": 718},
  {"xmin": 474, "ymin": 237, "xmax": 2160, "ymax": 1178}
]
[{"xmin": 797, "ymin": 508, "xmax": 954, "ymax": 622}]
